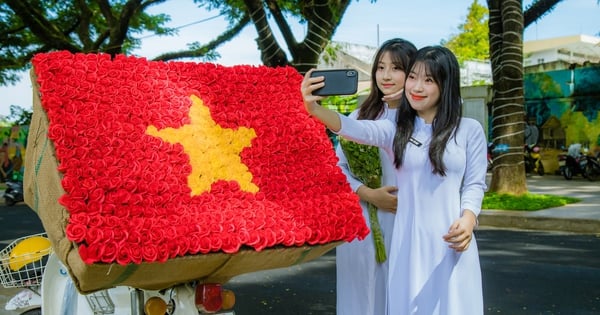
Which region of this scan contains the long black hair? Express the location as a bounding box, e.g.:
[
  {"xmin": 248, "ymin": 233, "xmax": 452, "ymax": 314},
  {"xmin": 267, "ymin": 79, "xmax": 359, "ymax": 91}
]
[
  {"xmin": 393, "ymin": 46, "xmax": 463, "ymax": 176},
  {"xmin": 357, "ymin": 38, "xmax": 417, "ymax": 120}
]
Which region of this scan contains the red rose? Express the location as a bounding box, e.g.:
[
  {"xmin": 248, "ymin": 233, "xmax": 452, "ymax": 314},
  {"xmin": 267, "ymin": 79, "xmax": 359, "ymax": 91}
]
[
  {"xmin": 156, "ymin": 244, "xmax": 170, "ymax": 263},
  {"xmin": 247, "ymin": 231, "xmax": 268, "ymax": 252},
  {"xmin": 87, "ymin": 215, "xmax": 104, "ymax": 227},
  {"xmin": 129, "ymin": 244, "xmax": 143, "ymax": 264},
  {"xmin": 79, "ymin": 243, "xmax": 103, "ymax": 265},
  {"xmin": 209, "ymin": 235, "xmax": 223, "ymax": 252},
  {"xmin": 198, "ymin": 237, "xmax": 212, "ymax": 254},
  {"xmin": 112, "ymin": 228, "xmax": 128, "ymax": 244},
  {"xmin": 148, "ymin": 228, "xmax": 164, "ymax": 245},
  {"xmin": 221, "ymin": 233, "xmax": 241, "ymax": 254},
  {"xmin": 127, "ymin": 230, "xmax": 142, "ymax": 245},
  {"xmin": 142, "ymin": 244, "xmax": 159, "ymax": 262},
  {"xmin": 85, "ymin": 227, "xmax": 106, "ymax": 244},
  {"xmin": 69, "ymin": 213, "xmax": 90, "ymax": 225},
  {"xmin": 65, "ymin": 223, "xmax": 87, "ymax": 243},
  {"xmin": 100, "ymin": 241, "xmax": 119, "ymax": 263},
  {"xmin": 116, "ymin": 246, "xmax": 130, "ymax": 265}
]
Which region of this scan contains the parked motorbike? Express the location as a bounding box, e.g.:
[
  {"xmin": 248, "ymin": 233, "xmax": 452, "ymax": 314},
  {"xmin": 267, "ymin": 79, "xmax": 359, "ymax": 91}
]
[
  {"xmin": 584, "ymin": 152, "xmax": 600, "ymax": 181},
  {"xmin": 524, "ymin": 144, "xmax": 544, "ymax": 176},
  {"xmin": 3, "ymin": 180, "xmax": 24, "ymax": 206},
  {"xmin": 558, "ymin": 143, "xmax": 588, "ymax": 180},
  {"xmin": 1, "ymin": 234, "xmax": 236, "ymax": 315},
  {"xmin": 487, "ymin": 142, "xmax": 495, "ymax": 172}
]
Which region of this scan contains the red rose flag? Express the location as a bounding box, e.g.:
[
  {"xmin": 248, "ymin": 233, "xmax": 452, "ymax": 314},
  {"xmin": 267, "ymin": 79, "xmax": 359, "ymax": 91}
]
[{"xmin": 31, "ymin": 51, "xmax": 368, "ymax": 265}]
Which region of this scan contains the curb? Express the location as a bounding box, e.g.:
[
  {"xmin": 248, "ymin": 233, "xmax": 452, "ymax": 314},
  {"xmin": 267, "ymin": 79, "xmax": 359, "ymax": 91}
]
[{"xmin": 479, "ymin": 210, "xmax": 600, "ymax": 235}]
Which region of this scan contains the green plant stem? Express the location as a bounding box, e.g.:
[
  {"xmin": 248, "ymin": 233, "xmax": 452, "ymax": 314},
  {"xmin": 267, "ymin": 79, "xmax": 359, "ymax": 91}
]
[{"xmin": 367, "ymin": 203, "xmax": 386, "ymax": 263}]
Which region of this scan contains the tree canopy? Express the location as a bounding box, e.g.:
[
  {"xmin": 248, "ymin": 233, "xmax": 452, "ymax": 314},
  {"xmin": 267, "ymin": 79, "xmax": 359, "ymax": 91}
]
[
  {"xmin": 0, "ymin": 0, "xmax": 355, "ymax": 88},
  {"xmin": 442, "ymin": 0, "xmax": 489, "ymax": 63},
  {"xmin": 0, "ymin": 0, "xmax": 175, "ymax": 85}
]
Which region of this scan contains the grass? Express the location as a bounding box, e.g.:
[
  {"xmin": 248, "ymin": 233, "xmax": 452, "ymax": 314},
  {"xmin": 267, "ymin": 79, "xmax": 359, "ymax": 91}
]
[{"xmin": 482, "ymin": 192, "xmax": 580, "ymax": 211}]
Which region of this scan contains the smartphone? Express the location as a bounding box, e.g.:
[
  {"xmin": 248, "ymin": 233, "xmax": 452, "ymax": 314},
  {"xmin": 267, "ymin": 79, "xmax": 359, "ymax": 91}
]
[{"xmin": 310, "ymin": 69, "xmax": 358, "ymax": 96}]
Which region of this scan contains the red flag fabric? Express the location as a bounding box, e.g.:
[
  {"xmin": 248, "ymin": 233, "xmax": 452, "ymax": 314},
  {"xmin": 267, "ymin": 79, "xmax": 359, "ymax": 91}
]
[{"xmin": 31, "ymin": 52, "xmax": 368, "ymax": 265}]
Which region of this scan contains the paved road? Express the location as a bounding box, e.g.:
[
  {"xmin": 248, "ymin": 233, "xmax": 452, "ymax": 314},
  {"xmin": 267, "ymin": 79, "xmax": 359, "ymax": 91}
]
[
  {"xmin": 224, "ymin": 228, "xmax": 600, "ymax": 315},
  {"xmin": 0, "ymin": 204, "xmax": 598, "ymax": 314},
  {"xmin": 0, "ymin": 204, "xmax": 44, "ymax": 247},
  {"xmin": 477, "ymin": 227, "xmax": 600, "ymax": 315}
]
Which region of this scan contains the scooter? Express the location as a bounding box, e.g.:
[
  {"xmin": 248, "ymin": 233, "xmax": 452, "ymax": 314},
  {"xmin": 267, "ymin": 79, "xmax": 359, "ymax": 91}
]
[
  {"xmin": 1, "ymin": 234, "xmax": 236, "ymax": 315},
  {"xmin": 558, "ymin": 143, "xmax": 587, "ymax": 180},
  {"xmin": 524, "ymin": 144, "xmax": 544, "ymax": 176},
  {"xmin": 3, "ymin": 179, "xmax": 24, "ymax": 206}
]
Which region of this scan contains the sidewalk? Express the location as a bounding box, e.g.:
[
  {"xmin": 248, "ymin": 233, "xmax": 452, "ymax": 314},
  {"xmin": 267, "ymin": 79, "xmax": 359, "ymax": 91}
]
[{"xmin": 479, "ymin": 174, "xmax": 600, "ymax": 234}]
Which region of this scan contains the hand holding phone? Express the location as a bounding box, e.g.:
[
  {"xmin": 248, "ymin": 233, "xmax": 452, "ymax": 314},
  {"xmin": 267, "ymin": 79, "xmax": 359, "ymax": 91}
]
[{"xmin": 309, "ymin": 69, "xmax": 358, "ymax": 96}]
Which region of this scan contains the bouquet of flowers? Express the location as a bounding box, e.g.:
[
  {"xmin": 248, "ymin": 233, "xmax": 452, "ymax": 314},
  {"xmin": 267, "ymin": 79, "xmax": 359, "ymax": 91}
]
[{"xmin": 339, "ymin": 138, "xmax": 386, "ymax": 263}]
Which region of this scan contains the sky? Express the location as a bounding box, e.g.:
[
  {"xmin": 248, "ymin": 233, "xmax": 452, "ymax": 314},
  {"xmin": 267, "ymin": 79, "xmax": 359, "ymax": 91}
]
[{"xmin": 1, "ymin": 0, "xmax": 599, "ymax": 117}]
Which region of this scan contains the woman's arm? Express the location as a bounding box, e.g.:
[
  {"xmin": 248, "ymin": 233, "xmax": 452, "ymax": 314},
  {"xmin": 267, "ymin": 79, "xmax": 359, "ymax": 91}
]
[
  {"xmin": 444, "ymin": 119, "xmax": 488, "ymax": 252},
  {"xmin": 460, "ymin": 119, "xmax": 489, "ymax": 217},
  {"xmin": 302, "ymin": 69, "xmax": 395, "ymax": 150}
]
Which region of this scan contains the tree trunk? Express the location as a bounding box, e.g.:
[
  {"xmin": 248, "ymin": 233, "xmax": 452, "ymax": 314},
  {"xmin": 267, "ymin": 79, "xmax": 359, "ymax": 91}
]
[
  {"xmin": 242, "ymin": 0, "xmax": 350, "ymax": 72},
  {"xmin": 486, "ymin": 0, "xmax": 527, "ymax": 194},
  {"xmin": 243, "ymin": 0, "xmax": 289, "ymax": 67}
]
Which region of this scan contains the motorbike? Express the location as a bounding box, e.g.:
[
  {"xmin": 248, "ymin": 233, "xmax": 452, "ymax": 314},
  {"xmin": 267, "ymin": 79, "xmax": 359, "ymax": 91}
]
[
  {"xmin": 3, "ymin": 179, "xmax": 24, "ymax": 206},
  {"xmin": 1, "ymin": 234, "xmax": 236, "ymax": 315},
  {"xmin": 558, "ymin": 143, "xmax": 588, "ymax": 180},
  {"xmin": 524, "ymin": 144, "xmax": 544, "ymax": 176},
  {"xmin": 584, "ymin": 152, "xmax": 600, "ymax": 181},
  {"xmin": 487, "ymin": 142, "xmax": 495, "ymax": 172}
]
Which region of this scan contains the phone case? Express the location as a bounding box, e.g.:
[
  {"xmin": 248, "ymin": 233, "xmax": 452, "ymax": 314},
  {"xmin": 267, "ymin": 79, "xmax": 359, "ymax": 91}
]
[{"xmin": 310, "ymin": 69, "xmax": 358, "ymax": 96}]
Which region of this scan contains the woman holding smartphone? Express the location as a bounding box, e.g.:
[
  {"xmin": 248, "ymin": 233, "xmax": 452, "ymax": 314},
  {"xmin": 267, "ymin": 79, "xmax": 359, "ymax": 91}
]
[{"xmin": 333, "ymin": 38, "xmax": 416, "ymax": 315}]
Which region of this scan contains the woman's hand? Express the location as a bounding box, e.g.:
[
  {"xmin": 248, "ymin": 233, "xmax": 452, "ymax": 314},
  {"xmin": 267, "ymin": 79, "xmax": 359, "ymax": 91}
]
[
  {"xmin": 299, "ymin": 69, "xmax": 342, "ymax": 132},
  {"xmin": 357, "ymin": 185, "xmax": 398, "ymax": 213},
  {"xmin": 381, "ymin": 89, "xmax": 404, "ymax": 103},
  {"xmin": 300, "ymin": 69, "xmax": 325, "ymax": 115},
  {"xmin": 443, "ymin": 210, "xmax": 477, "ymax": 252}
]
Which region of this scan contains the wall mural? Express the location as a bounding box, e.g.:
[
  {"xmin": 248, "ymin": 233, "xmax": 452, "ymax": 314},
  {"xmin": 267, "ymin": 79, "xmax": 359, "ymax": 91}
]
[
  {"xmin": 484, "ymin": 64, "xmax": 600, "ymax": 175},
  {"xmin": 0, "ymin": 125, "xmax": 28, "ymax": 182},
  {"xmin": 524, "ymin": 64, "xmax": 600, "ymax": 152}
]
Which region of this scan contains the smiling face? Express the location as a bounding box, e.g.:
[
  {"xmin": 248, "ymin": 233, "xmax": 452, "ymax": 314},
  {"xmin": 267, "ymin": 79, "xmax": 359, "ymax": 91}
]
[
  {"xmin": 404, "ymin": 61, "xmax": 440, "ymax": 123},
  {"xmin": 375, "ymin": 51, "xmax": 407, "ymax": 108}
]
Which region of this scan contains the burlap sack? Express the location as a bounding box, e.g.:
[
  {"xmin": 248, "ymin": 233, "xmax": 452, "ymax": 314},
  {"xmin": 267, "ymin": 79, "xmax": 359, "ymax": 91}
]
[{"xmin": 24, "ymin": 70, "xmax": 338, "ymax": 294}]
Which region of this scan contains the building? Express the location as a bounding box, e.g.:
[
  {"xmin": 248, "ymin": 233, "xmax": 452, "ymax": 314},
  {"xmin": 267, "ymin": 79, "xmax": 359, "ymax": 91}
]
[
  {"xmin": 323, "ymin": 35, "xmax": 600, "ymax": 86},
  {"xmin": 524, "ymin": 34, "xmax": 600, "ymax": 72}
]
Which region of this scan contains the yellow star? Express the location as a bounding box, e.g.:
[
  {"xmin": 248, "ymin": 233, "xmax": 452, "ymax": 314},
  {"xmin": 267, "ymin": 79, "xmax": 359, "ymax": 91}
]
[{"xmin": 146, "ymin": 94, "xmax": 258, "ymax": 195}]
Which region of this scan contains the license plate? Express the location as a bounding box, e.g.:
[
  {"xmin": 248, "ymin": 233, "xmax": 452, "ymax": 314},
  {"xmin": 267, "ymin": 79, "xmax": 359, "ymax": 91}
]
[{"xmin": 558, "ymin": 160, "xmax": 565, "ymax": 166}]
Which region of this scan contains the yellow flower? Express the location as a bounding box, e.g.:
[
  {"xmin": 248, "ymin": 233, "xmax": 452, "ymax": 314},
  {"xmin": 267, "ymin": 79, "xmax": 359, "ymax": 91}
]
[{"xmin": 147, "ymin": 95, "xmax": 258, "ymax": 195}]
